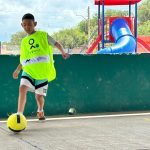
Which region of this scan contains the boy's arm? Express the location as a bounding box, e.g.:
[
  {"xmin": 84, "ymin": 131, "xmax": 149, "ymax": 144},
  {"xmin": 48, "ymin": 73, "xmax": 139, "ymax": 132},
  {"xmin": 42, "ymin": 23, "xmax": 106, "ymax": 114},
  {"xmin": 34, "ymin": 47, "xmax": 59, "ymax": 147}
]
[
  {"xmin": 55, "ymin": 42, "xmax": 70, "ymax": 59},
  {"xmin": 48, "ymin": 34, "xmax": 70, "ymax": 59},
  {"xmin": 12, "ymin": 64, "xmax": 22, "ymax": 79}
]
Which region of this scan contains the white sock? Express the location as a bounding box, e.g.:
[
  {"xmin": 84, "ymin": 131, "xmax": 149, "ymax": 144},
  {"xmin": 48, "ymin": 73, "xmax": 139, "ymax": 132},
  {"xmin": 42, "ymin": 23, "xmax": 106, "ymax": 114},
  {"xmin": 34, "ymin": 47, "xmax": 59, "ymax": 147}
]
[
  {"xmin": 17, "ymin": 112, "xmax": 23, "ymax": 114},
  {"xmin": 37, "ymin": 109, "xmax": 44, "ymax": 112}
]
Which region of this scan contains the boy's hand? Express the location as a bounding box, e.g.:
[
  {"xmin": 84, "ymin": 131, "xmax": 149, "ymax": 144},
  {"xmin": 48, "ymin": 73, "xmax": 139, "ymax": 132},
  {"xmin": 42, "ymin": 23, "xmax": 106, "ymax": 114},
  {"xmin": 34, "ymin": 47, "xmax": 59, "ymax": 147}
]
[
  {"xmin": 13, "ymin": 70, "xmax": 20, "ymax": 79},
  {"xmin": 62, "ymin": 52, "xmax": 70, "ymax": 60}
]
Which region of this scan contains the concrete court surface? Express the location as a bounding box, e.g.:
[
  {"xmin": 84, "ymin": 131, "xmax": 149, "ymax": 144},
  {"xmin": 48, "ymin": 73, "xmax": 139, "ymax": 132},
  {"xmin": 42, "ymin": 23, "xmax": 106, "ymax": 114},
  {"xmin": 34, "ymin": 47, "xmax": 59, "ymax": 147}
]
[{"xmin": 0, "ymin": 112, "xmax": 150, "ymax": 150}]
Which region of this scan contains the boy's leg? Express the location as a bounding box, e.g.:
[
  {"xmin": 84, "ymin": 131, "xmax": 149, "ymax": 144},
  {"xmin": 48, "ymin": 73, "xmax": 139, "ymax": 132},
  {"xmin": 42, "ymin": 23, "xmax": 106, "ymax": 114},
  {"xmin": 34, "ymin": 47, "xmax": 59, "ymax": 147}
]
[
  {"xmin": 19, "ymin": 71, "xmax": 35, "ymax": 113},
  {"xmin": 35, "ymin": 94, "xmax": 46, "ymax": 120},
  {"xmin": 35, "ymin": 94, "xmax": 45, "ymax": 112},
  {"xmin": 35, "ymin": 79, "xmax": 48, "ymax": 120},
  {"xmin": 17, "ymin": 85, "xmax": 28, "ymax": 113}
]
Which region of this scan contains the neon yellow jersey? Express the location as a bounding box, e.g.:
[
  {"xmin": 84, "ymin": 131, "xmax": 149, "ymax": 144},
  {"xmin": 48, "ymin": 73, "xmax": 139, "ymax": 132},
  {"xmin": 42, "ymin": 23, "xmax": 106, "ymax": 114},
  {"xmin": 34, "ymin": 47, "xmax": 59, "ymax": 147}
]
[{"xmin": 20, "ymin": 31, "xmax": 56, "ymax": 82}]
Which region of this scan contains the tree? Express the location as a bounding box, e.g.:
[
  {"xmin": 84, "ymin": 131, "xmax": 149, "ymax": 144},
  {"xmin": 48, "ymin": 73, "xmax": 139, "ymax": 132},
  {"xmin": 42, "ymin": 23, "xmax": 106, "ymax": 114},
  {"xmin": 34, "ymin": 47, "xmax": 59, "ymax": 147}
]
[
  {"xmin": 2, "ymin": 31, "xmax": 27, "ymax": 52},
  {"xmin": 138, "ymin": 20, "xmax": 150, "ymax": 35},
  {"xmin": 105, "ymin": 10, "xmax": 128, "ymax": 17},
  {"xmin": 138, "ymin": 0, "xmax": 150, "ymax": 23},
  {"xmin": 10, "ymin": 31, "xmax": 27, "ymax": 45},
  {"xmin": 53, "ymin": 28, "xmax": 87, "ymax": 50},
  {"xmin": 77, "ymin": 14, "xmax": 98, "ymax": 35}
]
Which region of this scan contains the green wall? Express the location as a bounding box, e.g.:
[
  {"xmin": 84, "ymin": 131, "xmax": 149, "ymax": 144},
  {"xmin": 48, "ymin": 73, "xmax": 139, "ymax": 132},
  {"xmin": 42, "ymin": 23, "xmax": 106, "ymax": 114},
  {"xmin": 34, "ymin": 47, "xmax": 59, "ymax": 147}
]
[{"xmin": 1, "ymin": 54, "xmax": 150, "ymax": 118}]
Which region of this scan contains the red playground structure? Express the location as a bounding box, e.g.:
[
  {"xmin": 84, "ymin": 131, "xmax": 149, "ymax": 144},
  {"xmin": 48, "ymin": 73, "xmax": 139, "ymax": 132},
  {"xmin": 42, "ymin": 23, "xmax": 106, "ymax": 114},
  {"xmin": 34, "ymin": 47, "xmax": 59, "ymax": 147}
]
[{"xmin": 86, "ymin": 0, "xmax": 150, "ymax": 54}]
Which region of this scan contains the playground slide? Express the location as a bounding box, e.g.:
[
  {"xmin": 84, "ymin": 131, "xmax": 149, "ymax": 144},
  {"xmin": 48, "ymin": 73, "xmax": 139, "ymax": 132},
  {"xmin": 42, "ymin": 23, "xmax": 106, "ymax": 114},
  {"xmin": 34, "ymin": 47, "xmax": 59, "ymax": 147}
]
[
  {"xmin": 86, "ymin": 35, "xmax": 102, "ymax": 54},
  {"xmin": 97, "ymin": 18, "xmax": 136, "ymax": 54},
  {"xmin": 137, "ymin": 38, "xmax": 150, "ymax": 53}
]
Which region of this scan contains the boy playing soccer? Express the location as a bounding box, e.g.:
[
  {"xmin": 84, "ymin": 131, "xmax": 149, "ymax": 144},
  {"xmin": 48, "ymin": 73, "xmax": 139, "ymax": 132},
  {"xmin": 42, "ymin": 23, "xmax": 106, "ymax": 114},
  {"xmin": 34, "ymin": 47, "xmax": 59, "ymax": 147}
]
[{"xmin": 13, "ymin": 13, "xmax": 69, "ymax": 120}]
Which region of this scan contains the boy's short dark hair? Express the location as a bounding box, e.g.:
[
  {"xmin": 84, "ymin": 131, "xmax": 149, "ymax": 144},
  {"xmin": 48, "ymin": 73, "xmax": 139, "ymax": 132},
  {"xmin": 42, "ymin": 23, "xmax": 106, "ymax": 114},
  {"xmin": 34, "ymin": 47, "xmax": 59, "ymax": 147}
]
[{"xmin": 22, "ymin": 13, "xmax": 35, "ymax": 21}]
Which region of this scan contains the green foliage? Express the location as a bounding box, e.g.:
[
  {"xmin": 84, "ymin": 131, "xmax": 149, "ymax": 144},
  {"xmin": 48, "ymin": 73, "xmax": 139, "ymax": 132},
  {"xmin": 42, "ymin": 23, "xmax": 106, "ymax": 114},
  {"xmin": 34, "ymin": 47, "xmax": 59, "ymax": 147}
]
[
  {"xmin": 53, "ymin": 28, "xmax": 87, "ymax": 49},
  {"xmin": 138, "ymin": 20, "xmax": 150, "ymax": 35},
  {"xmin": 138, "ymin": 0, "xmax": 150, "ymax": 23},
  {"xmin": 138, "ymin": 0, "xmax": 150, "ymax": 35},
  {"xmin": 105, "ymin": 10, "xmax": 128, "ymax": 17},
  {"xmin": 88, "ymin": 14, "xmax": 98, "ymax": 34},
  {"xmin": 2, "ymin": 32, "xmax": 27, "ymax": 52},
  {"xmin": 10, "ymin": 31, "xmax": 27, "ymax": 45},
  {"xmin": 77, "ymin": 14, "xmax": 98, "ymax": 35},
  {"xmin": 77, "ymin": 20, "xmax": 88, "ymax": 34}
]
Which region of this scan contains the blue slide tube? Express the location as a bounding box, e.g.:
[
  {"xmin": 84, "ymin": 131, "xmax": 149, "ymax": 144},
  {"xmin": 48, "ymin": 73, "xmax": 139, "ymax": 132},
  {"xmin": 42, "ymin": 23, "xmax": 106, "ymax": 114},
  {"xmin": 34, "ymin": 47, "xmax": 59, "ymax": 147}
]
[{"xmin": 97, "ymin": 18, "xmax": 136, "ymax": 54}]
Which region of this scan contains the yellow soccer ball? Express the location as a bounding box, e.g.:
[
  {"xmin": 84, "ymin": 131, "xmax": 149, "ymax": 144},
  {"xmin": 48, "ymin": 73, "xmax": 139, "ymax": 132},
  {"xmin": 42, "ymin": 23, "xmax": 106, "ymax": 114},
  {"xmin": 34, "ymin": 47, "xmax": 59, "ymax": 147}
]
[{"xmin": 7, "ymin": 113, "xmax": 27, "ymax": 132}]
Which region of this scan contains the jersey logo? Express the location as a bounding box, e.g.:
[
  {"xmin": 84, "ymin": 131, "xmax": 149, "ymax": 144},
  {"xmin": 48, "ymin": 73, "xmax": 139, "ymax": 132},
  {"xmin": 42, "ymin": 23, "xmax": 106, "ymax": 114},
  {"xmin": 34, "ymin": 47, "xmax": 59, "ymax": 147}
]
[
  {"xmin": 28, "ymin": 39, "xmax": 40, "ymax": 49},
  {"xmin": 29, "ymin": 39, "xmax": 35, "ymax": 49},
  {"xmin": 25, "ymin": 59, "xmax": 30, "ymax": 63}
]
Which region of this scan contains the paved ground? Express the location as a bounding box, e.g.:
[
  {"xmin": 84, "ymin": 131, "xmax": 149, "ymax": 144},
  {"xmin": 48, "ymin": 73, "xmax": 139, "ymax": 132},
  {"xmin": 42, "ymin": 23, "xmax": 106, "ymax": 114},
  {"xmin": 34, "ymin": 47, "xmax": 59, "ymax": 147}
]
[{"xmin": 0, "ymin": 113, "xmax": 150, "ymax": 150}]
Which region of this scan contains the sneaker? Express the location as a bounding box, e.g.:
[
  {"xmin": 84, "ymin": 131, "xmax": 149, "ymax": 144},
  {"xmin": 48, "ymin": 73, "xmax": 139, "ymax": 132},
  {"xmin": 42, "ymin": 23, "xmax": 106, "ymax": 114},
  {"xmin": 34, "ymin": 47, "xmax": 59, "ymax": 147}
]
[{"xmin": 37, "ymin": 111, "xmax": 46, "ymax": 120}]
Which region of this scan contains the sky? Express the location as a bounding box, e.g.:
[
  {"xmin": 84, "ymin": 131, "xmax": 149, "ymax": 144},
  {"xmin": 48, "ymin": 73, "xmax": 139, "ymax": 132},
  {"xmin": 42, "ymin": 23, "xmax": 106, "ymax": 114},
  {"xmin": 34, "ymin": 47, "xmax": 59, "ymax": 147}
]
[{"xmin": 0, "ymin": 0, "xmax": 138, "ymax": 42}]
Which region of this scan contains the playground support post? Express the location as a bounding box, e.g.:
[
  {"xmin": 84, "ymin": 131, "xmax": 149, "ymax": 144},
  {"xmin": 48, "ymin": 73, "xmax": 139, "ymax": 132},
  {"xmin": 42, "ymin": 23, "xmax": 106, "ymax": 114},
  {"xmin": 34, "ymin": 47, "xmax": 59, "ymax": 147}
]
[
  {"xmin": 102, "ymin": 0, "xmax": 105, "ymax": 49},
  {"xmin": 98, "ymin": 1, "xmax": 101, "ymax": 50},
  {"xmin": 88, "ymin": 6, "xmax": 90, "ymax": 41},
  {"xmin": 134, "ymin": 3, "xmax": 138, "ymax": 52},
  {"xmin": 129, "ymin": 2, "xmax": 131, "ymax": 17}
]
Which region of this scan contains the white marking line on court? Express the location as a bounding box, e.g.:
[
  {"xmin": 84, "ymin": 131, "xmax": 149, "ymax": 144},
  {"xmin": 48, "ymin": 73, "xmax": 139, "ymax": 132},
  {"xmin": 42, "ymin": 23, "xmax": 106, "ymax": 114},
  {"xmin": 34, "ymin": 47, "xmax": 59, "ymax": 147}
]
[{"xmin": 1, "ymin": 112, "xmax": 150, "ymax": 123}]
